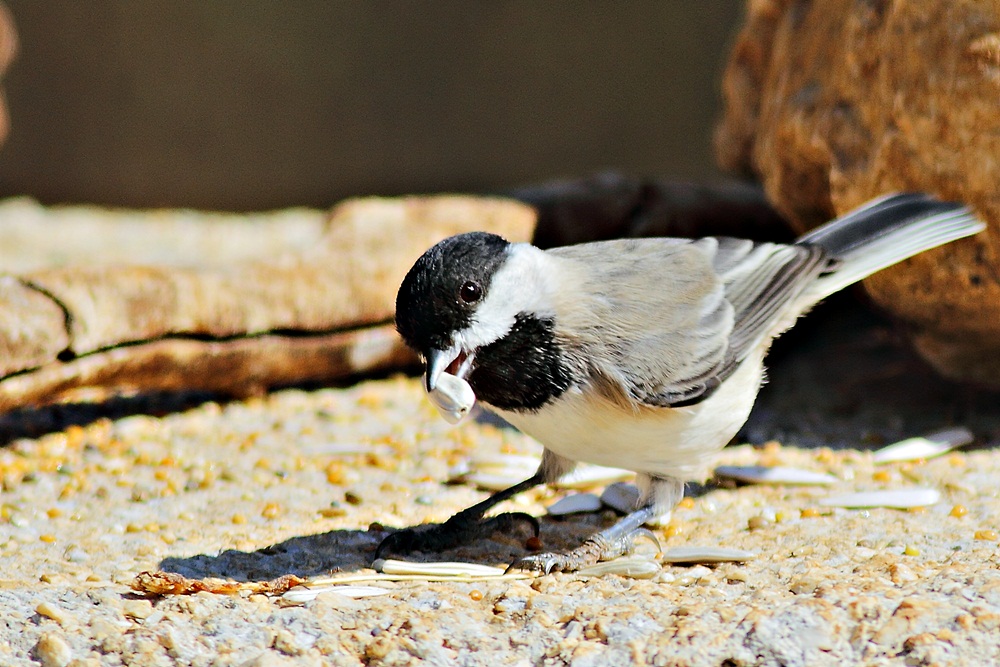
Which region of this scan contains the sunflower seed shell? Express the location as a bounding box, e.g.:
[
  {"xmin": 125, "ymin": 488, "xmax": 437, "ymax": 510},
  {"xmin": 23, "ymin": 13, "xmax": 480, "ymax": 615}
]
[
  {"xmin": 547, "ymin": 493, "xmax": 603, "ymax": 516},
  {"xmin": 819, "ymin": 488, "xmax": 941, "ymax": 509},
  {"xmin": 661, "ymin": 547, "xmax": 756, "ymax": 564},
  {"xmin": 714, "ymin": 465, "xmax": 837, "ymax": 486},
  {"xmin": 427, "ymin": 373, "xmax": 476, "ymax": 425},
  {"xmin": 872, "ymin": 427, "xmax": 974, "ymax": 464}
]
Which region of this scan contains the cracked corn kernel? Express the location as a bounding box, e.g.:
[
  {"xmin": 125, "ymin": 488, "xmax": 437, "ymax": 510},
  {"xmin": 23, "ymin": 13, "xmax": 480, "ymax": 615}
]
[
  {"xmin": 318, "ymin": 507, "xmax": 346, "ymax": 518},
  {"xmin": 872, "ymin": 470, "xmax": 892, "ymax": 483},
  {"xmin": 39, "ymin": 534, "xmax": 56, "ymax": 543},
  {"xmin": 904, "ymin": 545, "xmax": 921, "ymax": 556},
  {"xmin": 974, "ymin": 530, "xmax": 998, "ymax": 541},
  {"xmin": 231, "ymin": 514, "xmax": 248, "ymax": 525},
  {"xmin": 325, "ymin": 463, "xmax": 345, "ymax": 485},
  {"xmin": 677, "ymin": 497, "xmax": 696, "ymax": 510},
  {"xmin": 800, "ymin": 508, "xmax": 821, "ymax": 518},
  {"xmin": 950, "ymin": 504, "xmax": 969, "ymax": 518},
  {"xmin": 469, "ymin": 589, "xmax": 484, "ymax": 601},
  {"xmin": 261, "ymin": 503, "xmax": 282, "ymax": 519},
  {"xmin": 663, "ymin": 522, "xmax": 686, "ymax": 538}
]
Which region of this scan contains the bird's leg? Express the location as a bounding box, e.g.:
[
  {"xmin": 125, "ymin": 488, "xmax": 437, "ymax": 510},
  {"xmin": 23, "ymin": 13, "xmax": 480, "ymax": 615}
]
[
  {"xmin": 374, "ymin": 472, "xmax": 545, "ymax": 560},
  {"xmin": 506, "ymin": 505, "xmax": 660, "ymax": 574},
  {"xmin": 508, "ymin": 475, "xmax": 681, "ymax": 574}
]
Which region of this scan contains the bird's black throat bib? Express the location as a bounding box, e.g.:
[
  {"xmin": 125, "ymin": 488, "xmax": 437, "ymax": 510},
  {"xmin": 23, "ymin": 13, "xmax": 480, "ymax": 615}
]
[{"xmin": 468, "ymin": 312, "xmax": 573, "ymax": 412}]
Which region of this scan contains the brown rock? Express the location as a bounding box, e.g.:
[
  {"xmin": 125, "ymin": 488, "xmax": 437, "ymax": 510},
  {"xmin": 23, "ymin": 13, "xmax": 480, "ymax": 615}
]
[
  {"xmin": 511, "ymin": 172, "xmax": 793, "ymax": 249},
  {"xmin": 0, "ymin": 276, "xmax": 68, "ymax": 376},
  {"xmin": 0, "ymin": 195, "xmax": 535, "ymax": 409},
  {"xmin": 716, "ymin": 0, "xmax": 1000, "ymax": 384},
  {"xmin": 0, "ymin": 2, "xmax": 16, "ymax": 147}
]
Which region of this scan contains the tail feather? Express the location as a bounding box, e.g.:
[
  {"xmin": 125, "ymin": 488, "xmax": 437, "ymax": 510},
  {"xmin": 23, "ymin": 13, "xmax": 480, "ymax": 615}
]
[{"xmin": 797, "ymin": 193, "xmax": 985, "ymax": 302}]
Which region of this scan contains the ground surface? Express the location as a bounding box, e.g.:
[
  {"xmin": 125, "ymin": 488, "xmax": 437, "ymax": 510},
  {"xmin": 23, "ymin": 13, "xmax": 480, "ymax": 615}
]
[{"xmin": 1, "ymin": 298, "xmax": 999, "ymax": 667}]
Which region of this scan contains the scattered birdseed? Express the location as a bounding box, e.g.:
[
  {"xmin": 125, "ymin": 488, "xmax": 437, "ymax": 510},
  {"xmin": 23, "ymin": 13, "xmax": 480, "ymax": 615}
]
[
  {"xmin": 974, "ymin": 530, "xmax": 999, "ymax": 541},
  {"xmin": 950, "ymin": 505, "xmax": 969, "ymax": 518}
]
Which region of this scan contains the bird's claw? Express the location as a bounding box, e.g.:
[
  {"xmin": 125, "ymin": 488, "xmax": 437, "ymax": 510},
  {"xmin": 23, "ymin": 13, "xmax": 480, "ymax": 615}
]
[
  {"xmin": 374, "ymin": 510, "xmax": 539, "ymax": 560},
  {"xmin": 506, "ymin": 525, "xmax": 660, "ymax": 574}
]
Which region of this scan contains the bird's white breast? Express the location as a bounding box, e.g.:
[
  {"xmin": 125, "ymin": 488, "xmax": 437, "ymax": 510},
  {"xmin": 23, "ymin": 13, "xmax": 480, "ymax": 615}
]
[{"xmin": 489, "ymin": 352, "xmax": 765, "ymax": 482}]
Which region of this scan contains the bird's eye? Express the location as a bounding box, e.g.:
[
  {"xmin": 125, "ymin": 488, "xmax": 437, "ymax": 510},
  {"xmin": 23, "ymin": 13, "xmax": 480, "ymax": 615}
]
[{"xmin": 459, "ymin": 280, "xmax": 482, "ymax": 303}]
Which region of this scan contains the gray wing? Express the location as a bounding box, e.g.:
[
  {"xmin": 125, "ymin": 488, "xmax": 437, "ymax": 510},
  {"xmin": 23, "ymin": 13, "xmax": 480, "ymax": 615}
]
[{"xmin": 549, "ymin": 237, "xmax": 829, "ymax": 406}]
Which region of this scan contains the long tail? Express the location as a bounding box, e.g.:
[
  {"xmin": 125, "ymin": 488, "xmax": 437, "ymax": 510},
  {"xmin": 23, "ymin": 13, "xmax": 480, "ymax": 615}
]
[{"xmin": 797, "ymin": 192, "xmax": 985, "ymax": 302}]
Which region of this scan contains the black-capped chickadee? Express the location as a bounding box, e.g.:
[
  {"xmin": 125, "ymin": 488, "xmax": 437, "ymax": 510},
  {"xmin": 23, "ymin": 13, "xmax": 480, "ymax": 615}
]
[{"xmin": 378, "ymin": 193, "xmax": 984, "ymax": 573}]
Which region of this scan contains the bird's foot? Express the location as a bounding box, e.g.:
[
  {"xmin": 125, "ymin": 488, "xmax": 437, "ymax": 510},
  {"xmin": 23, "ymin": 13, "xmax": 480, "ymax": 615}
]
[
  {"xmin": 374, "ymin": 507, "xmax": 539, "ymax": 559},
  {"xmin": 507, "ymin": 527, "xmax": 659, "ymax": 574}
]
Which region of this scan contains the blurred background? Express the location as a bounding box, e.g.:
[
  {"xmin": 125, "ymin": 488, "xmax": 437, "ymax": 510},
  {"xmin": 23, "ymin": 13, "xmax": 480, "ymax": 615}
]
[{"xmin": 0, "ymin": 1, "xmax": 743, "ymax": 211}]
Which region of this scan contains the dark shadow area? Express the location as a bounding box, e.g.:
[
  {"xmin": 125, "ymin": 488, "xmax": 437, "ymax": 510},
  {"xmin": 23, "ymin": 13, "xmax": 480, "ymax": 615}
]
[
  {"xmin": 157, "ymin": 514, "xmax": 613, "ymax": 582},
  {"xmin": 0, "ymin": 390, "xmax": 223, "ymax": 447},
  {"xmin": 740, "ymin": 291, "xmax": 1000, "ymax": 450},
  {"xmin": 0, "ymin": 367, "xmax": 414, "ymax": 447}
]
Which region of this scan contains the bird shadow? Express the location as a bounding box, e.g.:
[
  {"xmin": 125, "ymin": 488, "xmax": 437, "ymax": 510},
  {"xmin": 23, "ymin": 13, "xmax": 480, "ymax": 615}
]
[{"xmin": 156, "ymin": 514, "xmax": 607, "ymax": 583}]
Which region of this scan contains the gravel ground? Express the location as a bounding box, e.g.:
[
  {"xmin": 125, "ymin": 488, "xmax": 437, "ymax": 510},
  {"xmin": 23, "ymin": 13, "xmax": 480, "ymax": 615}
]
[{"xmin": 1, "ymin": 299, "xmax": 999, "ymax": 667}]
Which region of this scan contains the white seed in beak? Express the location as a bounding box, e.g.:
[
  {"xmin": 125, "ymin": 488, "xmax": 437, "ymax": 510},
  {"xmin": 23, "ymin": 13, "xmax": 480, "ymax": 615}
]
[{"xmin": 427, "ymin": 372, "xmax": 476, "ymax": 424}]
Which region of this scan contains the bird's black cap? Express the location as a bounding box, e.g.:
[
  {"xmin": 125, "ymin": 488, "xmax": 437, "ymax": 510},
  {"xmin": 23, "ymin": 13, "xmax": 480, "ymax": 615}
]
[{"xmin": 395, "ymin": 232, "xmax": 511, "ymax": 353}]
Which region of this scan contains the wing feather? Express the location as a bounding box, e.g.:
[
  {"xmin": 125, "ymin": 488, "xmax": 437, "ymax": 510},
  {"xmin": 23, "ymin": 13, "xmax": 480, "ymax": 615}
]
[{"xmin": 547, "ymin": 237, "xmax": 829, "ymax": 407}]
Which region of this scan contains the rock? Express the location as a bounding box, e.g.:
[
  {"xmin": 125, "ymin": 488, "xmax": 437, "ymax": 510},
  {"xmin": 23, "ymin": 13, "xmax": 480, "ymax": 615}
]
[
  {"xmin": 716, "ymin": 0, "xmax": 1000, "ymax": 385},
  {"xmin": 510, "ymin": 172, "xmax": 792, "ymax": 249},
  {"xmin": 0, "ymin": 3, "xmax": 15, "ymax": 146},
  {"xmin": 0, "ymin": 195, "xmax": 535, "ymax": 410},
  {"xmin": 0, "ymin": 276, "xmax": 68, "ymax": 376},
  {"xmin": 33, "ymin": 632, "xmax": 72, "ymax": 667}
]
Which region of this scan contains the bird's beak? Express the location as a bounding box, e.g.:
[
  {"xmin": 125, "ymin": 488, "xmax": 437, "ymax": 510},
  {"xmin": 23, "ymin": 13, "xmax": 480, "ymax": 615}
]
[
  {"xmin": 424, "ymin": 346, "xmax": 474, "ymax": 393},
  {"xmin": 424, "ymin": 349, "xmax": 452, "ymax": 393}
]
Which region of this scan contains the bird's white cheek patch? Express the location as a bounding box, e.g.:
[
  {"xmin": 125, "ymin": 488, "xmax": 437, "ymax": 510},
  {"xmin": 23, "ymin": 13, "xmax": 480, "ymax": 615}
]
[{"xmin": 453, "ymin": 243, "xmax": 557, "ymax": 353}]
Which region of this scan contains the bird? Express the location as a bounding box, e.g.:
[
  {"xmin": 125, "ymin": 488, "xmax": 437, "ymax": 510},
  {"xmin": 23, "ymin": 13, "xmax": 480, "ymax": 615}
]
[{"xmin": 376, "ymin": 192, "xmax": 984, "ymax": 573}]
